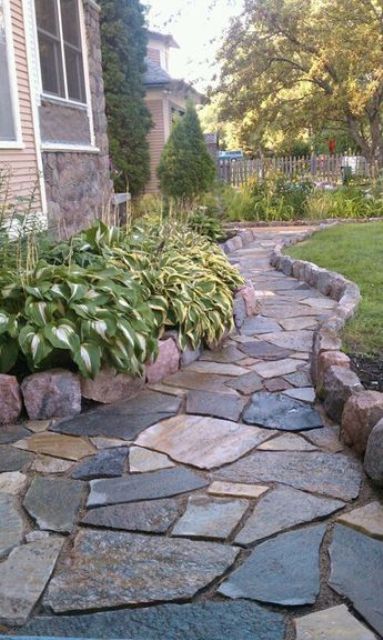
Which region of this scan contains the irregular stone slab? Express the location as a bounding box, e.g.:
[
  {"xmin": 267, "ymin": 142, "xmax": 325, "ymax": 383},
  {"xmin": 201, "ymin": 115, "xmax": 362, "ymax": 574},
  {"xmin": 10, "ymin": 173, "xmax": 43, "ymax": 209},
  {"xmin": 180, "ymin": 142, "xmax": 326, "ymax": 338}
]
[
  {"xmin": 303, "ymin": 426, "xmax": 343, "ymax": 453},
  {"xmin": 129, "ymin": 446, "xmax": 175, "ymax": 473},
  {"xmin": 186, "ymin": 361, "xmax": 249, "ymax": 377},
  {"xmin": 14, "ymin": 432, "xmax": 96, "ymax": 461},
  {"xmin": 364, "ymin": 418, "xmax": 383, "ymax": 485},
  {"xmin": 0, "ymin": 493, "xmax": 24, "ymax": 557},
  {"xmin": 219, "ymin": 525, "xmax": 326, "ymax": 605},
  {"xmin": 82, "ymin": 498, "xmax": 180, "ymax": 533},
  {"xmin": 31, "ymin": 455, "xmax": 74, "ymax": 473},
  {"xmin": 0, "ymin": 538, "xmax": 63, "ymax": 626},
  {"xmin": 162, "ymin": 370, "xmax": 234, "ymax": 393},
  {"xmin": 45, "ymin": 530, "xmax": 239, "ymax": 612},
  {"xmin": 0, "ymin": 424, "xmax": 30, "ymax": 445},
  {"xmin": 208, "ymin": 481, "xmax": 269, "ymax": 499},
  {"xmin": 25, "ymin": 419, "xmax": 51, "ymax": 432},
  {"xmin": 91, "ymin": 436, "xmax": 130, "ymax": 450},
  {"xmin": 88, "ymin": 467, "xmax": 208, "ymax": 507},
  {"xmin": 21, "ymin": 369, "xmax": 81, "ymax": 420},
  {"xmin": 81, "ymin": 367, "xmax": 145, "ymax": 404},
  {"xmin": 172, "ymin": 495, "xmax": 248, "ymax": 540},
  {"xmin": 186, "ymin": 390, "xmax": 245, "ymax": 421},
  {"xmin": 252, "ymin": 358, "xmax": 301, "ymax": 379},
  {"xmin": 300, "ymin": 297, "xmax": 336, "ymax": 309},
  {"xmin": 216, "ymin": 450, "xmax": 362, "ymax": 501},
  {"xmin": 71, "ymin": 448, "xmax": 128, "ymax": 480},
  {"xmin": 200, "ymin": 344, "xmax": 246, "ymax": 363},
  {"xmin": 0, "ymin": 471, "xmax": 27, "ymax": 495},
  {"xmin": 0, "ymin": 445, "xmax": 33, "ymax": 472},
  {"xmin": 136, "ymin": 415, "xmax": 274, "ymax": 470},
  {"xmin": 329, "ymin": 524, "xmax": 383, "ymax": 637},
  {"xmin": 261, "ymin": 330, "xmax": 314, "ymax": 352},
  {"xmin": 241, "ymin": 315, "xmax": 282, "ymax": 336},
  {"xmin": 295, "ymin": 605, "xmax": 377, "ymax": 640},
  {"xmin": 243, "ymin": 392, "xmax": 323, "ymax": 431},
  {"xmin": 236, "ymin": 486, "xmax": 344, "ymax": 545},
  {"xmin": 284, "ymin": 370, "xmax": 312, "ymax": 387},
  {"xmin": 337, "ymin": 502, "xmax": 383, "ymax": 539},
  {"xmin": 283, "ymin": 387, "xmax": 316, "ymax": 403},
  {"xmin": 279, "ymin": 317, "xmax": 317, "ymax": 331},
  {"xmin": 52, "ymin": 391, "xmax": 182, "ymax": 440},
  {"xmin": 0, "ymin": 374, "xmax": 22, "ymax": 425},
  {"xmin": 258, "ymin": 434, "xmax": 318, "ymax": 451},
  {"xmin": 147, "ymin": 382, "xmax": 187, "ymax": 397},
  {"xmin": 21, "ymin": 601, "xmax": 286, "ymax": 640},
  {"xmin": 226, "ymin": 371, "xmax": 263, "ymax": 395},
  {"xmin": 261, "ymin": 304, "xmax": 319, "ymax": 319},
  {"xmin": 24, "ymin": 477, "xmax": 85, "ymax": 532},
  {"xmin": 264, "ymin": 377, "xmax": 292, "ymax": 392},
  {"xmin": 238, "ymin": 341, "xmax": 292, "ymax": 361}
]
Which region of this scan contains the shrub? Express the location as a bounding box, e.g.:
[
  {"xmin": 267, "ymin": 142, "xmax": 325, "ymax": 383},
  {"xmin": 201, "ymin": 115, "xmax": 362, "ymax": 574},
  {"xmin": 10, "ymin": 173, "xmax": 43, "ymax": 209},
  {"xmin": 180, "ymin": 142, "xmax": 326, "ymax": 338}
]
[
  {"xmin": 188, "ymin": 208, "xmax": 224, "ymax": 241},
  {"xmin": 0, "ymin": 220, "xmax": 243, "ymax": 378},
  {"xmin": 157, "ymin": 103, "xmax": 216, "ymax": 203}
]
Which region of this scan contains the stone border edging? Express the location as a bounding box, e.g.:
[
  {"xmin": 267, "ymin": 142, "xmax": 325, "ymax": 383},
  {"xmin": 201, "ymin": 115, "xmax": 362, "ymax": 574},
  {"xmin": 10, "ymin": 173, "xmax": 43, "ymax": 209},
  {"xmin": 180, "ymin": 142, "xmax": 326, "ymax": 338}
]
[{"xmin": 268, "ymin": 227, "xmax": 383, "ymax": 486}]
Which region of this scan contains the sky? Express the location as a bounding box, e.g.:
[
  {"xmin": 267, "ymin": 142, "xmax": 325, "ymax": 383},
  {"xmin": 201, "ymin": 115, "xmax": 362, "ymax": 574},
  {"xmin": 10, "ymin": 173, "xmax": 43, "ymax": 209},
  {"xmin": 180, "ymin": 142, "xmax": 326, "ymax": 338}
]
[{"xmin": 145, "ymin": 0, "xmax": 243, "ymax": 91}]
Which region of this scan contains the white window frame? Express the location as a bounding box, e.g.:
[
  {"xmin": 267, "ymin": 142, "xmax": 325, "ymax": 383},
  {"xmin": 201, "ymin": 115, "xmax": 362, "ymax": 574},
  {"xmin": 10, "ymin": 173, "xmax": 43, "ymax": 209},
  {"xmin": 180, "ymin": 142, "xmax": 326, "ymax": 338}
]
[
  {"xmin": 34, "ymin": 0, "xmax": 96, "ymax": 151},
  {"xmin": 36, "ymin": 0, "xmax": 88, "ymax": 107},
  {"xmin": 0, "ymin": 0, "xmax": 23, "ymax": 149}
]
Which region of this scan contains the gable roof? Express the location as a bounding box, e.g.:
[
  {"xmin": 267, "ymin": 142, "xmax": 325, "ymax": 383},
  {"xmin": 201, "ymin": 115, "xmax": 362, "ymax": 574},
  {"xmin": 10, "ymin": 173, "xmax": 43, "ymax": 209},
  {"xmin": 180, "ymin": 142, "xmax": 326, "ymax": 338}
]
[
  {"xmin": 144, "ymin": 59, "xmax": 172, "ymax": 86},
  {"xmin": 147, "ymin": 30, "xmax": 179, "ymax": 49}
]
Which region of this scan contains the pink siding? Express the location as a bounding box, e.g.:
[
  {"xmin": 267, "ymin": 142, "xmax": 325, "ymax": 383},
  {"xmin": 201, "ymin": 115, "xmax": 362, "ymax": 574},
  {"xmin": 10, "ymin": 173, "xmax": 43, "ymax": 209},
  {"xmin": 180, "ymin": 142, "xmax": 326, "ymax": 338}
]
[
  {"xmin": 145, "ymin": 98, "xmax": 165, "ymax": 193},
  {"xmin": 0, "ymin": 0, "xmax": 41, "ymax": 209}
]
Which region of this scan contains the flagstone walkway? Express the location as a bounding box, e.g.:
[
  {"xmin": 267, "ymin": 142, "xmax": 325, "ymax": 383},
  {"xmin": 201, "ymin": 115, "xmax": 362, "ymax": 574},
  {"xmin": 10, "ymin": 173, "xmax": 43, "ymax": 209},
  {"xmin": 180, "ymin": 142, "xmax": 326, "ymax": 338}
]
[{"xmin": 0, "ymin": 227, "xmax": 382, "ymax": 640}]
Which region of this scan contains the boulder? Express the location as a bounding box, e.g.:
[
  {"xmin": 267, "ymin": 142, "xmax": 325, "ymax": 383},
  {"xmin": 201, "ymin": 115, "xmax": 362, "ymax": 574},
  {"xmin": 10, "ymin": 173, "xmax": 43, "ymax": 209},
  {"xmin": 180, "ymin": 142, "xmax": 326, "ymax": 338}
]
[
  {"xmin": 342, "ymin": 391, "xmax": 383, "ymax": 455},
  {"xmin": 323, "ymin": 366, "xmax": 363, "ymax": 424},
  {"xmin": 21, "ymin": 369, "xmax": 81, "ymax": 420},
  {"xmin": 234, "ymin": 284, "xmax": 260, "ymax": 328},
  {"xmin": 146, "ymin": 338, "xmax": 180, "ymax": 384},
  {"xmin": 364, "ymin": 418, "xmax": 383, "ymax": 486},
  {"xmin": 314, "ymin": 351, "xmax": 350, "ymax": 390},
  {"xmin": 81, "ymin": 368, "xmax": 144, "ymax": 404},
  {"xmin": 0, "ymin": 375, "xmax": 22, "ymax": 425}
]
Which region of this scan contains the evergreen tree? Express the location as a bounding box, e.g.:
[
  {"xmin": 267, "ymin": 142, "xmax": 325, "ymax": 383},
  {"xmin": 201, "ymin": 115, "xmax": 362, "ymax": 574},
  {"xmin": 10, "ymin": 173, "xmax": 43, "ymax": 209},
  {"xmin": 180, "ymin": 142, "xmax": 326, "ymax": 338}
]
[
  {"xmin": 158, "ymin": 103, "xmax": 216, "ymax": 203},
  {"xmin": 99, "ymin": 0, "xmax": 151, "ymax": 195}
]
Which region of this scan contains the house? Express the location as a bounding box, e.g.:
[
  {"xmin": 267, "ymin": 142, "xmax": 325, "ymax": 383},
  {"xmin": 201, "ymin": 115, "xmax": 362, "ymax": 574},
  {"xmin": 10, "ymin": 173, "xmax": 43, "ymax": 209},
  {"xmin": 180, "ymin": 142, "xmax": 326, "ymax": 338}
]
[
  {"xmin": 0, "ymin": 0, "xmax": 111, "ymax": 237},
  {"xmin": 144, "ymin": 30, "xmax": 200, "ymax": 193}
]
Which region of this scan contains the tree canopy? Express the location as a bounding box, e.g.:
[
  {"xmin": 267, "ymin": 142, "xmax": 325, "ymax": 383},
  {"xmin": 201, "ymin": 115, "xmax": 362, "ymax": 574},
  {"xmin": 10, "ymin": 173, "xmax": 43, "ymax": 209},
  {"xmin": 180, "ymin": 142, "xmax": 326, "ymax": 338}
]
[
  {"xmin": 216, "ymin": 0, "xmax": 383, "ymax": 161},
  {"xmin": 100, "ymin": 0, "xmax": 152, "ymax": 195},
  {"xmin": 158, "ymin": 103, "xmax": 216, "ymax": 202}
]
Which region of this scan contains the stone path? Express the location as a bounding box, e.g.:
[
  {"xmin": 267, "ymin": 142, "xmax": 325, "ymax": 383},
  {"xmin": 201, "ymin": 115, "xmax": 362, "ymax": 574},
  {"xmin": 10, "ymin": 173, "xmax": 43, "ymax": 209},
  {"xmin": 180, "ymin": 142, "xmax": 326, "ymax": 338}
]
[{"xmin": 0, "ymin": 227, "xmax": 382, "ymax": 640}]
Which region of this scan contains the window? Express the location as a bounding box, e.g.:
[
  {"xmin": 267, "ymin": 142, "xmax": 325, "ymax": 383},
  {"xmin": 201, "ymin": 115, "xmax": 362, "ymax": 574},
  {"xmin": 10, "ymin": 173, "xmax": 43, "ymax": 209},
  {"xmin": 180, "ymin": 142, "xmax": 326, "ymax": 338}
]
[
  {"xmin": 35, "ymin": 0, "xmax": 86, "ymax": 103},
  {"xmin": 0, "ymin": 0, "xmax": 18, "ymax": 142}
]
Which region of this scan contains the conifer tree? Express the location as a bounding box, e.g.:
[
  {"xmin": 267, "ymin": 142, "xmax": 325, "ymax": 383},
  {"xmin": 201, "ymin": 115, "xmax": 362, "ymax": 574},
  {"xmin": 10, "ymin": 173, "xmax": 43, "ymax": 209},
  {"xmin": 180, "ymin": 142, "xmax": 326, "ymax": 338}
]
[
  {"xmin": 158, "ymin": 103, "xmax": 216, "ymax": 203},
  {"xmin": 99, "ymin": 0, "xmax": 151, "ymax": 195}
]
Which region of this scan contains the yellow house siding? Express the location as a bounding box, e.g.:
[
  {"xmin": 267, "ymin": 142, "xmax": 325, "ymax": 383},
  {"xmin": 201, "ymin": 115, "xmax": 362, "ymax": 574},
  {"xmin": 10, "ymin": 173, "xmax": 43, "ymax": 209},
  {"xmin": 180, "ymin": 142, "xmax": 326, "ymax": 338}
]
[
  {"xmin": 145, "ymin": 97, "xmax": 166, "ymax": 193},
  {"xmin": 0, "ymin": 0, "xmax": 41, "ymax": 208}
]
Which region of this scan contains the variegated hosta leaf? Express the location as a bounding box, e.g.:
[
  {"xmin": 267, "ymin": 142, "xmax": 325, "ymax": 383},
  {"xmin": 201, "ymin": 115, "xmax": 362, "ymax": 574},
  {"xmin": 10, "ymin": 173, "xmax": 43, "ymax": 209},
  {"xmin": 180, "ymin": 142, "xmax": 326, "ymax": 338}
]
[
  {"xmin": 73, "ymin": 342, "xmax": 101, "ymax": 378},
  {"xmin": 44, "ymin": 322, "xmax": 80, "ymax": 352},
  {"xmin": 0, "ymin": 311, "xmax": 9, "ymax": 336},
  {"xmin": 18, "ymin": 325, "xmax": 53, "ymax": 366}
]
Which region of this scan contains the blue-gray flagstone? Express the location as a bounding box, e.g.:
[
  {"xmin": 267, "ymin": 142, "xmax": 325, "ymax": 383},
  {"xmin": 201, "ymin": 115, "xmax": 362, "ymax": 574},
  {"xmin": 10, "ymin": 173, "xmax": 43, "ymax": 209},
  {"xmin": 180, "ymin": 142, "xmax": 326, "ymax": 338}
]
[{"xmin": 242, "ymin": 392, "xmax": 323, "ymax": 431}]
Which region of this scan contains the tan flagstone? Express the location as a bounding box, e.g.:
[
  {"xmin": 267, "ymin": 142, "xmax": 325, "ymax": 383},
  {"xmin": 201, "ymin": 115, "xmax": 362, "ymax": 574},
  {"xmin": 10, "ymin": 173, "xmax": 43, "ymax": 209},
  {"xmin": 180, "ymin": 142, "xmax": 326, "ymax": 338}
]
[
  {"xmin": 337, "ymin": 501, "xmax": 383, "ymax": 539},
  {"xmin": 24, "ymin": 420, "xmax": 51, "ymax": 433},
  {"xmin": 294, "ymin": 605, "xmax": 376, "ymax": 639},
  {"xmin": 261, "ymin": 330, "xmax": 314, "ymax": 352},
  {"xmin": 146, "ymin": 383, "xmax": 187, "ymax": 397},
  {"xmin": 136, "ymin": 415, "xmax": 275, "ymax": 470},
  {"xmin": 14, "ymin": 432, "xmax": 96, "ymax": 461},
  {"xmin": 0, "ymin": 471, "xmax": 27, "ymax": 495},
  {"xmin": 31, "ymin": 456, "xmax": 74, "ymax": 473},
  {"xmin": 300, "ymin": 297, "xmax": 337, "ymax": 310},
  {"xmin": 258, "ymin": 434, "xmax": 318, "ymax": 452},
  {"xmin": 129, "ymin": 446, "xmax": 175, "ymax": 473},
  {"xmin": 185, "ymin": 362, "xmax": 250, "ymax": 377},
  {"xmin": 208, "ymin": 481, "xmax": 269, "ymax": 499},
  {"xmin": 252, "ymin": 358, "xmax": 301, "ymax": 379},
  {"xmin": 279, "ymin": 317, "xmax": 317, "ymax": 331}
]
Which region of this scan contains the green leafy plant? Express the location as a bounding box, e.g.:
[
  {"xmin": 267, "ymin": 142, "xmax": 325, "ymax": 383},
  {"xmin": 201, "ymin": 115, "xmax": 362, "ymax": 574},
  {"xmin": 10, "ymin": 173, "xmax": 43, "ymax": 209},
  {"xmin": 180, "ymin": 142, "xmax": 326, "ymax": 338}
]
[{"xmin": 188, "ymin": 208, "xmax": 224, "ymax": 241}]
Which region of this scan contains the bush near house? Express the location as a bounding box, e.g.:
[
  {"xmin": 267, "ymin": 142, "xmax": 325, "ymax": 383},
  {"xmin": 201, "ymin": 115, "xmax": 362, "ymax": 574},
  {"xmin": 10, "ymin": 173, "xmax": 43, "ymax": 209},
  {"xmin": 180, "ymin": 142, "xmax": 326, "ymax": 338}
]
[
  {"xmin": 0, "ymin": 220, "xmax": 243, "ymax": 379},
  {"xmin": 158, "ymin": 103, "xmax": 216, "ymax": 203}
]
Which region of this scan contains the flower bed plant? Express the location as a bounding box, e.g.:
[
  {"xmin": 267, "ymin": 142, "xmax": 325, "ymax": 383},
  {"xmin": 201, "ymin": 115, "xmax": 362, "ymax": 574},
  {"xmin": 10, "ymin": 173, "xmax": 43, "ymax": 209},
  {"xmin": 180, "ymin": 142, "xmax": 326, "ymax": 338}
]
[{"xmin": 0, "ymin": 219, "xmax": 243, "ymax": 379}]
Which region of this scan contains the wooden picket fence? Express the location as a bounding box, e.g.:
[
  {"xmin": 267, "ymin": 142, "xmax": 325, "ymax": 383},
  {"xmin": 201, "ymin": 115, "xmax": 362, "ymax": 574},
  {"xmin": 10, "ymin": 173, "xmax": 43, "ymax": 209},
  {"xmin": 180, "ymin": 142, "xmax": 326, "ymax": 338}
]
[{"xmin": 218, "ymin": 154, "xmax": 378, "ymax": 186}]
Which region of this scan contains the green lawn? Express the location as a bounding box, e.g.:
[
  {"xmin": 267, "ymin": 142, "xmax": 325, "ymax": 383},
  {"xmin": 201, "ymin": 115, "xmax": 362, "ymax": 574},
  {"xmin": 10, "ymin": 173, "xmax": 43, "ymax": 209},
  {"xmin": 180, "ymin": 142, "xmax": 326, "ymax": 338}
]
[{"xmin": 286, "ymin": 222, "xmax": 383, "ymax": 356}]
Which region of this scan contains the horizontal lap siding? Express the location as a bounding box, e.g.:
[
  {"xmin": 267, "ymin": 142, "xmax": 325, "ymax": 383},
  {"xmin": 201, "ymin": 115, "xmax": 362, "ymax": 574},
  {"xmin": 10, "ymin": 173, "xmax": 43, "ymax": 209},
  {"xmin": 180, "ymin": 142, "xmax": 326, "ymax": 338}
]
[
  {"xmin": 0, "ymin": 0, "xmax": 41, "ymax": 209},
  {"xmin": 145, "ymin": 98, "xmax": 165, "ymax": 193}
]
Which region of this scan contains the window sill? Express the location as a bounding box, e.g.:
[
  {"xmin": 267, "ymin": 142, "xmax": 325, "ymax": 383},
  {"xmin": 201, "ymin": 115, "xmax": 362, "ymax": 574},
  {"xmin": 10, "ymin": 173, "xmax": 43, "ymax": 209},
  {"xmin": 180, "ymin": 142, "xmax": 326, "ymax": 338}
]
[
  {"xmin": 0, "ymin": 142, "xmax": 25, "ymax": 150},
  {"xmin": 41, "ymin": 93, "xmax": 88, "ymax": 111},
  {"xmin": 41, "ymin": 143, "xmax": 100, "ymax": 154}
]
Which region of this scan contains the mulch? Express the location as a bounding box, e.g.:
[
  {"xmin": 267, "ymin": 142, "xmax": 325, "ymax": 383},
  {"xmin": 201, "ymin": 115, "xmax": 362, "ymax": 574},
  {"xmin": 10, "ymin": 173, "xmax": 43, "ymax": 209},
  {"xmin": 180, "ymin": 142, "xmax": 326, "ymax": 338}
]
[{"xmin": 350, "ymin": 353, "xmax": 383, "ymax": 392}]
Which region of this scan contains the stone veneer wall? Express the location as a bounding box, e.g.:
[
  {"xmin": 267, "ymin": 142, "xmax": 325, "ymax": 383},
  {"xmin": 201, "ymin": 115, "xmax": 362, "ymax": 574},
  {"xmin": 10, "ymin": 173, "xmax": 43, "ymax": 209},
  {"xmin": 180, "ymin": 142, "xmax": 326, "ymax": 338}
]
[{"xmin": 42, "ymin": 0, "xmax": 112, "ymax": 238}]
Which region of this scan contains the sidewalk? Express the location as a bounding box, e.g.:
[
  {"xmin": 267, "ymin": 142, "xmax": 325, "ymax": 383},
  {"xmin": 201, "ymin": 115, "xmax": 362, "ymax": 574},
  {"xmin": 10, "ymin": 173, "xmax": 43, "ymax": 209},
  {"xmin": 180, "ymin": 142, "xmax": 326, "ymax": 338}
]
[{"xmin": 0, "ymin": 228, "xmax": 381, "ymax": 640}]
